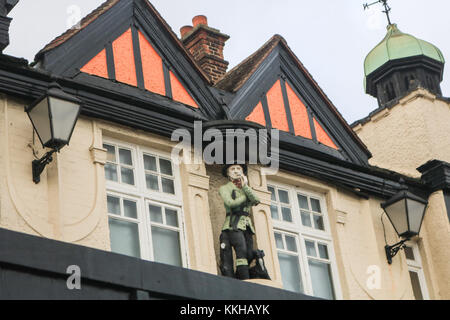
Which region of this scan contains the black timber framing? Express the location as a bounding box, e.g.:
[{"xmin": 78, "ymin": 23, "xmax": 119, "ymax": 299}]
[
  {"xmin": 105, "ymin": 42, "xmax": 116, "ymax": 80},
  {"xmin": 226, "ymin": 45, "xmax": 370, "ymax": 167},
  {"xmin": 131, "ymin": 24, "xmax": 145, "ymax": 90},
  {"xmin": 279, "ymin": 76, "xmax": 295, "ymax": 135},
  {"xmin": 35, "ymin": 0, "xmax": 223, "ymax": 121},
  {"xmin": 278, "ymin": 47, "xmax": 370, "ymax": 166},
  {"xmin": 0, "ymin": 56, "xmax": 205, "ymax": 138},
  {"xmin": 0, "ymin": 227, "xmax": 316, "ymax": 300},
  {"xmin": 0, "ymin": 54, "xmax": 430, "ymax": 200}
]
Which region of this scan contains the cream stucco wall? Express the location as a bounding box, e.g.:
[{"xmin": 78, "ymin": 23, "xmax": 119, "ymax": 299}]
[
  {"xmin": 354, "ymin": 88, "xmax": 450, "ymax": 299},
  {"xmin": 354, "ymin": 89, "xmax": 450, "ymax": 178},
  {"xmin": 0, "ymin": 92, "xmax": 445, "ymax": 299}
]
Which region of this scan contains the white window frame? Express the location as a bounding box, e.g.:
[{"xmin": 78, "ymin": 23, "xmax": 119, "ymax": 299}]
[
  {"xmin": 405, "ymin": 241, "xmax": 429, "ymax": 300},
  {"xmin": 269, "ymin": 180, "xmax": 342, "ymax": 300},
  {"xmin": 104, "ymin": 137, "xmax": 189, "ymax": 268}
]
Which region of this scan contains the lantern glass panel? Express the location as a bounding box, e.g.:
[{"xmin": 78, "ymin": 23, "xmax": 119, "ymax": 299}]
[
  {"xmin": 384, "ymin": 199, "xmax": 408, "ymax": 236},
  {"xmin": 48, "ymin": 97, "xmax": 80, "ymax": 144},
  {"xmin": 28, "ymin": 97, "xmax": 51, "ymax": 147},
  {"xmin": 407, "ymin": 199, "xmax": 426, "ymax": 235}
]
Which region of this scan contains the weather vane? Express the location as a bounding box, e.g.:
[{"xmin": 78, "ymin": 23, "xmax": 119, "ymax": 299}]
[{"xmin": 364, "ymin": 0, "xmax": 393, "ymax": 25}]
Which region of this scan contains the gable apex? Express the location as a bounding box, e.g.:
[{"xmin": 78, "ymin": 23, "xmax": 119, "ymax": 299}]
[{"xmin": 216, "ymin": 35, "xmax": 372, "ymax": 165}]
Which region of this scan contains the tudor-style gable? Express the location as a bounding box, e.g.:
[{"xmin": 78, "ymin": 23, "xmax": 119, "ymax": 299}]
[
  {"xmin": 216, "ymin": 35, "xmax": 370, "ymax": 166},
  {"xmin": 34, "ymin": 0, "xmax": 221, "ymax": 118}
]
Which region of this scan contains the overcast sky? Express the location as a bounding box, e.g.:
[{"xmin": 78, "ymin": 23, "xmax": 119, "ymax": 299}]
[{"xmin": 4, "ymin": 0, "xmax": 449, "ymax": 124}]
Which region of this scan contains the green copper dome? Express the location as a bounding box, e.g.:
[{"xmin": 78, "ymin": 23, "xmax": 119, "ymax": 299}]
[{"xmin": 364, "ymin": 24, "xmax": 445, "ymax": 77}]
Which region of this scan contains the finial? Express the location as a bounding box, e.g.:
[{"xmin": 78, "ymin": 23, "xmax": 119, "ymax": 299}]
[{"xmin": 364, "ymin": 0, "xmax": 393, "ymax": 25}]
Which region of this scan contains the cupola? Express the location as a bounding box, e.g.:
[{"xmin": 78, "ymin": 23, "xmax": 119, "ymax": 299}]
[{"xmin": 364, "ymin": 23, "xmax": 445, "ymax": 107}]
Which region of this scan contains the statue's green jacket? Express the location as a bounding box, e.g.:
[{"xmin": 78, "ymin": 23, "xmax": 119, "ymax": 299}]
[{"xmin": 219, "ymin": 181, "xmax": 260, "ymax": 233}]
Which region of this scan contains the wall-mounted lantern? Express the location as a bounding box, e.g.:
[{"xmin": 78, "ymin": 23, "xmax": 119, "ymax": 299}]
[
  {"xmin": 381, "ymin": 181, "xmax": 428, "ymax": 264},
  {"xmin": 25, "ymin": 82, "xmax": 82, "ymax": 184}
]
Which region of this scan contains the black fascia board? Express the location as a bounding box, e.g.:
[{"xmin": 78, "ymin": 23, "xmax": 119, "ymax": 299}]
[
  {"xmin": 277, "ymin": 147, "xmax": 428, "ymax": 200},
  {"xmin": 0, "ymin": 55, "xmax": 430, "ymax": 199},
  {"xmin": 0, "ymin": 58, "xmax": 205, "ymax": 138},
  {"xmin": 0, "ymin": 227, "xmax": 316, "ymax": 300}
]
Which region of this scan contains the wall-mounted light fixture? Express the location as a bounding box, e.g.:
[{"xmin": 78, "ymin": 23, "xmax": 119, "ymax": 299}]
[
  {"xmin": 25, "ymin": 81, "xmax": 82, "ymax": 184},
  {"xmin": 381, "ymin": 180, "xmax": 428, "ymax": 264}
]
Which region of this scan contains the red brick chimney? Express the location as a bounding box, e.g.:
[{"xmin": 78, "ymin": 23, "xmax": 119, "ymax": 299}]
[{"xmin": 180, "ymin": 15, "xmax": 230, "ymax": 84}]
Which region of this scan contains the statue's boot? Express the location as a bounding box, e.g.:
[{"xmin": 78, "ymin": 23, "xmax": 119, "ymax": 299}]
[{"xmin": 235, "ymin": 265, "xmax": 250, "ymax": 280}]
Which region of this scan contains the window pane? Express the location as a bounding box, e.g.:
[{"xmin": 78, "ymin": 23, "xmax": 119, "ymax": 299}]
[
  {"xmin": 105, "ymin": 163, "xmax": 118, "ymax": 182},
  {"xmin": 121, "ymin": 167, "xmax": 135, "ymax": 185},
  {"xmin": 151, "ymin": 226, "xmax": 182, "ymax": 267},
  {"xmin": 297, "ymin": 194, "xmax": 309, "ymax": 210},
  {"xmin": 270, "ymin": 205, "xmax": 279, "ymax": 220},
  {"xmin": 149, "ymin": 205, "xmax": 163, "ymax": 223},
  {"xmin": 318, "ymin": 244, "xmax": 329, "ymax": 260},
  {"xmin": 301, "ymin": 211, "xmax": 312, "ymax": 228},
  {"xmin": 107, "ymin": 196, "xmax": 120, "ymax": 215},
  {"xmin": 404, "ymin": 246, "xmax": 415, "ymax": 261},
  {"xmin": 162, "ymin": 178, "xmax": 175, "ymax": 194},
  {"xmin": 119, "ymin": 149, "xmax": 133, "ymax": 166},
  {"xmin": 159, "ymin": 158, "xmax": 173, "ymax": 176},
  {"xmin": 143, "ymin": 155, "xmax": 157, "ymax": 171},
  {"xmin": 409, "ymin": 271, "xmax": 424, "ymax": 300},
  {"xmin": 278, "ymin": 190, "xmax": 290, "ymax": 204},
  {"xmin": 165, "ymin": 209, "xmax": 178, "ymax": 227},
  {"xmin": 285, "ymin": 235, "xmax": 297, "ymax": 252},
  {"xmin": 268, "ymin": 186, "xmax": 276, "ymax": 201},
  {"xmin": 281, "ymin": 207, "xmax": 292, "ymax": 222},
  {"xmin": 104, "ymin": 144, "xmax": 116, "ymax": 162},
  {"xmin": 305, "ymin": 240, "xmax": 317, "ymax": 257},
  {"xmin": 311, "ymin": 198, "xmax": 321, "ymax": 213},
  {"xmin": 108, "ymin": 218, "xmax": 140, "ymax": 258},
  {"xmin": 313, "ymin": 214, "xmax": 325, "ymax": 231},
  {"xmin": 123, "ymin": 200, "xmax": 137, "ymax": 219},
  {"xmin": 278, "ymin": 253, "xmax": 303, "ymax": 293},
  {"xmin": 308, "ymin": 260, "xmax": 335, "ymax": 300},
  {"xmin": 146, "ymin": 174, "xmax": 159, "ymax": 191},
  {"xmin": 274, "ymin": 233, "xmax": 284, "ymax": 249}
]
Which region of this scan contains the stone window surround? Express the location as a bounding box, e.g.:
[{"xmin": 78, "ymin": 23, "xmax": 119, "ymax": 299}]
[
  {"xmin": 103, "ymin": 135, "xmax": 189, "ymax": 268},
  {"xmin": 405, "ymin": 240, "xmax": 430, "ymax": 300},
  {"xmin": 267, "ymin": 177, "xmax": 343, "ymax": 299}
]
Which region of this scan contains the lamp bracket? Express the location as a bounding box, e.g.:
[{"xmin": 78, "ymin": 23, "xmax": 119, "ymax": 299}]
[
  {"xmin": 385, "ymin": 238, "xmax": 409, "ymax": 265},
  {"xmin": 32, "ymin": 149, "xmax": 57, "ymax": 184}
]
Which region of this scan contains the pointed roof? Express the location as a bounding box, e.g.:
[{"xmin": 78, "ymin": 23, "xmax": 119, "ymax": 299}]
[
  {"xmin": 35, "ymin": 0, "xmax": 211, "ymax": 83},
  {"xmin": 364, "ymin": 23, "xmax": 445, "ymax": 78},
  {"xmin": 36, "ymin": 0, "xmax": 120, "ymax": 57},
  {"xmin": 215, "ymin": 34, "xmax": 371, "ymax": 158},
  {"xmin": 215, "ymin": 35, "xmax": 282, "ymax": 92}
]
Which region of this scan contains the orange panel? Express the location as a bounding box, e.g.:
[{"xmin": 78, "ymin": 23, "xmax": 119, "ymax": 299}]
[
  {"xmin": 138, "ymin": 31, "xmax": 165, "ymax": 96},
  {"xmin": 266, "ymin": 80, "xmax": 289, "ymax": 132},
  {"xmin": 314, "ymin": 118, "xmax": 338, "ymax": 149},
  {"xmin": 169, "ymin": 71, "xmax": 199, "ymax": 108},
  {"xmin": 112, "ymin": 28, "xmax": 137, "ymax": 86},
  {"xmin": 246, "ymin": 102, "xmax": 265, "ymax": 126},
  {"xmin": 286, "ymin": 82, "xmax": 312, "ymax": 139},
  {"xmin": 80, "ymin": 49, "xmax": 108, "ymax": 79}
]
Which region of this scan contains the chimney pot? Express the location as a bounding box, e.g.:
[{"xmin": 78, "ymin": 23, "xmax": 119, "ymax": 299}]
[
  {"xmin": 182, "ymin": 15, "xmax": 229, "ymax": 84},
  {"xmin": 192, "ymin": 15, "xmax": 208, "ymax": 27},
  {"xmin": 180, "ymin": 25, "xmax": 193, "ymax": 39}
]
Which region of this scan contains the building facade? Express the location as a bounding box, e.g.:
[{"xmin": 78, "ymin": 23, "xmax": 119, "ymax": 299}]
[{"xmin": 0, "ymin": 0, "xmax": 448, "ymax": 300}]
